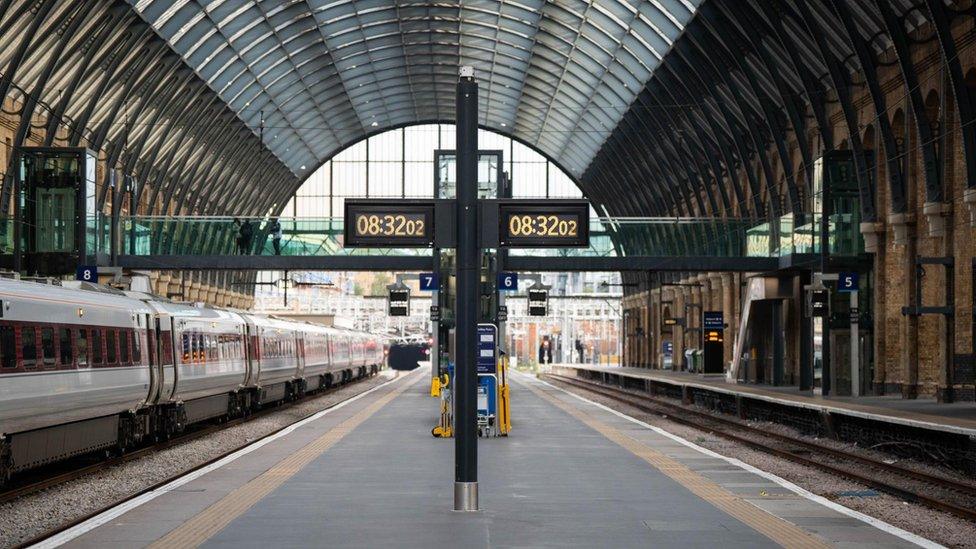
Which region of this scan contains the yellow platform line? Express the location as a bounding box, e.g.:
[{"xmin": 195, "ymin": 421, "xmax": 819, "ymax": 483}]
[
  {"xmin": 526, "ymin": 379, "xmax": 831, "ymax": 549},
  {"xmin": 149, "ymin": 375, "xmax": 421, "ymax": 549}
]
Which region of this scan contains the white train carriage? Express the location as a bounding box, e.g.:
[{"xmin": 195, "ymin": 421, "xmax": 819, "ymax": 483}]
[
  {"xmin": 139, "ymin": 298, "xmax": 250, "ymax": 426},
  {"xmin": 0, "ymin": 280, "xmax": 153, "ymax": 473},
  {"xmin": 243, "ymin": 314, "xmax": 303, "ymax": 404},
  {"xmin": 298, "ymin": 324, "xmax": 340, "ymax": 392},
  {"xmin": 0, "ymin": 277, "xmax": 386, "ymax": 484}
]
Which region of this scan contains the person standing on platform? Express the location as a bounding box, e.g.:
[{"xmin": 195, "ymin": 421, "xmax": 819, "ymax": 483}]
[
  {"xmin": 270, "ymin": 218, "xmax": 282, "ymax": 256},
  {"xmin": 538, "ymin": 338, "xmax": 552, "ymax": 365},
  {"xmin": 240, "ymin": 219, "xmax": 254, "ymax": 255},
  {"xmin": 233, "ymin": 218, "xmax": 245, "ymax": 254},
  {"xmin": 575, "ymin": 339, "xmax": 585, "ymax": 364}
]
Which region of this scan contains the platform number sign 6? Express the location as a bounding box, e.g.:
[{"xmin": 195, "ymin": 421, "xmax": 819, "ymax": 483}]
[
  {"xmin": 838, "ymin": 272, "xmax": 858, "ymax": 293},
  {"xmin": 76, "ymin": 265, "xmax": 97, "ymax": 282},
  {"xmin": 497, "ymin": 272, "xmax": 518, "ymax": 291}
]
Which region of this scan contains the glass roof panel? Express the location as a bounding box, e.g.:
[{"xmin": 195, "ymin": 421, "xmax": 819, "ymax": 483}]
[{"xmin": 125, "ymin": 0, "xmax": 701, "ymax": 177}]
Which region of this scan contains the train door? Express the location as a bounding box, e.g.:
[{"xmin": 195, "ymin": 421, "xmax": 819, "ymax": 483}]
[
  {"xmin": 296, "ymin": 332, "xmax": 306, "ymax": 378},
  {"xmin": 243, "ymin": 322, "xmax": 258, "ymax": 387},
  {"xmin": 145, "ymin": 313, "xmax": 160, "ymax": 404},
  {"xmin": 156, "ymin": 316, "xmax": 177, "ymax": 402},
  {"xmin": 326, "ymin": 332, "xmax": 333, "ymax": 370}
]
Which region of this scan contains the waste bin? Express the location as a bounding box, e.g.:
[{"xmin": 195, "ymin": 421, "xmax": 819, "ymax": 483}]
[{"xmin": 684, "ymin": 349, "xmax": 696, "ymax": 372}]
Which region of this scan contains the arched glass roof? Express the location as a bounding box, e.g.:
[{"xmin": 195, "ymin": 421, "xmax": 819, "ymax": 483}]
[{"xmin": 125, "ymin": 0, "xmax": 701, "ymax": 178}]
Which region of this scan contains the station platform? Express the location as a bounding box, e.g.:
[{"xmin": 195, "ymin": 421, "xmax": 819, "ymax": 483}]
[
  {"xmin": 47, "ymin": 368, "xmax": 929, "ymax": 548},
  {"xmin": 554, "ymin": 364, "xmax": 976, "ymax": 437}
]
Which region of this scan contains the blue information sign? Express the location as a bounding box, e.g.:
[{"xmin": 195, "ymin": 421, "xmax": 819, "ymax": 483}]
[
  {"xmin": 703, "ymin": 311, "xmax": 724, "ymax": 330},
  {"xmin": 497, "ymin": 272, "xmax": 518, "ymax": 291},
  {"xmin": 477, "ymin": 375, "xmax": 497, "ymax": 417},
  {"xmin": 418, "ymin": 272, "xmax": 439, "ymax": 291},
  {"xmin": 663, "ymin": 340, "xmax": 673, "ymax": 358},
  {"xmin": 477, "ymin": 323, "xmax": 497, "ymax": 374},
  {"xmin": 76, "ymin": 265, "xmax": 97, "ymax": 282},
  {"xmin": 838, "ymin": 272, "xmax": 859, "ymax": 293}
]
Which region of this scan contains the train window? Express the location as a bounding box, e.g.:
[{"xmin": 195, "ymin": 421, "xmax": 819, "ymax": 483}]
[
  {"xmin": 192, "ymin": 334, "xmax": 201, "ymax": 363},
  {"xmin": 58, "ymin": 327, "xmax": 71, "ymax": 365},
  {"xmin": 161, "ymin": 334, "xmax": 173, "ymax": 365},
  {"xmin": 92, "ymin": 329, "xmax": 103, "ymax": 365},
  {"xmin": 21, "ymin": 326, "xmax": 37, "ymax": 368},
  {"xmin": 120, "ymin": 331, "xmax": 130, "ymax": 365},
  {"xmin": 76, "ymin": 329, "xmax": 88, "ymax": 367},
  {"xmin": 41, "ymin": 327, "xmax": 55, "ymax": 365},
  {"xmin": 132, "ymin": 332, "xmax": 141, "ymax": 363},
  {"xmin": 0, "ymin": 325, "xmax": 14, "ymax": 368},
  {"xmin": 182, "ymin": 333, "xmax": 190, "ymax": 362},
  {"xmin": 106, "ymin": 330, "xmax": 117, "ymax": 364}
]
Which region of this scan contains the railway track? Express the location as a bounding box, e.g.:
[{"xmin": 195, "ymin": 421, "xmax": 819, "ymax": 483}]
[
  {"xmin": 544, "ymin": 373, "xmax": 976, "ymax": 523},
  {"xmin": 0, "ymin": 373, "xmax": 379, "ymax": 507}
]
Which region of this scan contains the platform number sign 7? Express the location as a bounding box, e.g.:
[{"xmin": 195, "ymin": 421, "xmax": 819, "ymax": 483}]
[
  {"xmin": 419, "ymin": 273, "xmax": 439, "ymax": 291},
  {"xmin": 838, "ymin": 272, "xmax": 858, "ymax": 293}
]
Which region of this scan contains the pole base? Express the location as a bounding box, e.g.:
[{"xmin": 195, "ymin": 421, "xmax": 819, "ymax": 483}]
[{"xmin": 453, "ymin": 481, "xmax": 478, "ymax": 511}]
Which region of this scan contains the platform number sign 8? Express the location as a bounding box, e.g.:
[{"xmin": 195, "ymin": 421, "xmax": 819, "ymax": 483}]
[
  {"xmin": 838, "ymin": 272, "xmax": 858, "ymax": 293},
  {"xmin": 76, "ymin": 265, "xmax": 97, "ymax": 282}
]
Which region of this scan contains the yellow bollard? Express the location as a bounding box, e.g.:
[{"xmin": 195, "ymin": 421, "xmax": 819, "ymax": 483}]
[{"xmin": 498, "ymin": 356, "xmax": 512, "ymax": 435}]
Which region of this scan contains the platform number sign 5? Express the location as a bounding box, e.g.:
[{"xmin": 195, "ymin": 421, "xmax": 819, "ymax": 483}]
[
  {"xmin": 497, "ymin": 272, "xmax": 518, "ymax": 291},
  {"xmin": 419, "ymin": 273, "xmax": 440, "ymax": 291},
  {"xmin": 838, "ymin": 272, "xmax": 858, "ymax": 293},
  {"xmin": 76, "ymin": 265, "xmax": 97, "ymax": 282}
]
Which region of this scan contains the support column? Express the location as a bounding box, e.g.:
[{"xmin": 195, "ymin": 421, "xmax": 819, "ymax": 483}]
[
  {"xmin": 454, "ymin": 66, "xmax": 478, "ymax": 512},
  {"xmin": 772, "ymin": 300, "xmax": 784, "ymax": 386},
  {"xmin": 799, "ymin": 271, "xmax": 813, "ymax": 390}
]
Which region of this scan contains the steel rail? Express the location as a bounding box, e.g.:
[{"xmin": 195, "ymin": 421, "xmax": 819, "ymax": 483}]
[{"xmin": 545, "ymin": 373, "xmax": 976, "ymax": 523}]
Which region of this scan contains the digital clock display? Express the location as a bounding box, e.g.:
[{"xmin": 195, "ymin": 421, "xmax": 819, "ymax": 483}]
[
  {"xmin": 498, "ymin": 200, "xmax": 589, "ymax": 248},
  {"xmin": 344, "ymin": 200, "xmax": 435, "ymax": 247}
]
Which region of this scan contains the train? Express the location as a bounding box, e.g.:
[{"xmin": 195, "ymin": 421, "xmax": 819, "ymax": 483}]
[{"xmin": 0, "ymin": 277, "xmax": 386, "ymax": 484}]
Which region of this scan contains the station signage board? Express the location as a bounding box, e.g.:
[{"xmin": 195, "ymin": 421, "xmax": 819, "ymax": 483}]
[
  {"xmin": 388, "ymin": 288, "xmax": 410, "ymax": 317},
  {"xmin": 811, "ymin": 289, "xmax": 829, "ymax": 318},
  {"xmin": 344, "ymin": 200, "xmax": 435, "ymax": 248},
  {"xmin": 702, "ymin": 311, "xmax": 724, "ymax": 330},
  {"xmin": 477, "ymin": 324, "xmax": 497, "ymax": 374},
  {"xmin": 497, "ymin": 305, "xmax": 508, "ymax": 322},
  {"xmin": 528, "ymin": 288, "xmax": 548, "ymax": 316},
  {"xmin": 497, "ymin": 200, "xmax": 589, "ymax": 248}
]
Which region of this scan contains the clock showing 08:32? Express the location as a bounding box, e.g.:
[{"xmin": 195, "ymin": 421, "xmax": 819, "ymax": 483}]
[
  {"xmin": 344, "ymin": 201, "xmax": 435, "ymax": 247},
  {"xmin": 498, "ymin": 200, "xmax": 590, "ymax": 248}
]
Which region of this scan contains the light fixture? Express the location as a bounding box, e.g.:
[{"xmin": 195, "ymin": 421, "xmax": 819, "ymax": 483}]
[
  {"xmin": 77, "ymin": 308, "xmax": 85, "ymax": 317},
  {"xmin": 371, "ymin": 121, "xmax": 378, "ymax": 127}
]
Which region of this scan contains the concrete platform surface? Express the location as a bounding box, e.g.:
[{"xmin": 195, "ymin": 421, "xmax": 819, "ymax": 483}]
[
  {"xmin": 559, "ymin": 364, "xmax": 976, "ymax": 436},
  {"xmin": 54, "ymin": 368, "xmax": 928, "ymax": 549}
]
